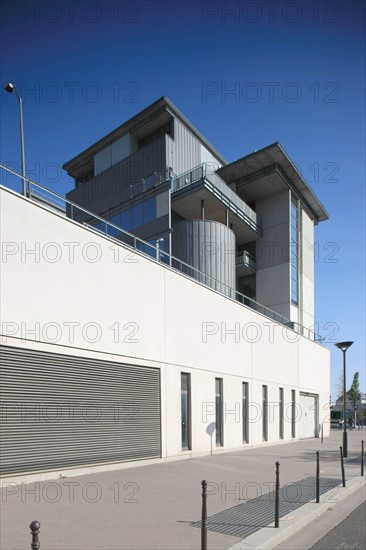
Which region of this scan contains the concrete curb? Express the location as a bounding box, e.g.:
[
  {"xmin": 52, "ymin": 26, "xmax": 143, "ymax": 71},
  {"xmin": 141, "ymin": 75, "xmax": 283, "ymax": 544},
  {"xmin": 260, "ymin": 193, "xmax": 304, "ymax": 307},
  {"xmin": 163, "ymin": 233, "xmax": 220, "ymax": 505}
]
[{"xmin": 228, "ymin": 476, "xmax": 366, "ymax": 550}]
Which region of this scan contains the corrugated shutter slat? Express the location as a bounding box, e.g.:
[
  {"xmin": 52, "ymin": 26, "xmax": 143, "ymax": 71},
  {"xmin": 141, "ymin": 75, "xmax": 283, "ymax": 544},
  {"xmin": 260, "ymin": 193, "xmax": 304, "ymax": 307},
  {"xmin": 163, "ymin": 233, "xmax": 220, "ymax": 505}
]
[{"xmin": 0, "ymin": 346, "xmax": 161, "ymax": 476}]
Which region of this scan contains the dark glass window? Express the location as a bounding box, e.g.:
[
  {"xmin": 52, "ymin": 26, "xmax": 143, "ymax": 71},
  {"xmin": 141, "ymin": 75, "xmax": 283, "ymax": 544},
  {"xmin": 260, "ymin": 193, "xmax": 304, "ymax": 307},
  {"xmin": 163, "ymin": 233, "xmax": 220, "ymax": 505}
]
[
  {"xmin": 121, "ymin": 209, "xmax": 132, "ymax": 231},
  {"xmin": 181, "ymin": 373, "xmax": 191, "ymax": 450},
  {"xmin": 291, "ymin": 390, "xmax": 296, "ymax": 438},
  {"xmin": 131, "ymin": 202, "xmax": 143, "ymax": 228},
  {"xmin": 279, "ymin": 388, "xmax": 284, "ymax": 439},
  {"xmin": 137, "ymin": 239, "xmax": 156, "ymax": 257},
  {"xmin": 143, "ymin": 197, "xmax": 156, "ymax": 224},
  {"xmin": 107, "ymin": 212, "xmax": 122, "ymax": 237},
  {"xmin": 238, "ymin": 274, "xmax": 256, "ymax": 303},
  {"xmin": 242, "ymin": 382, "xmax": 249, "ymax": 444},
  {"xmin": 215, "ymin": 378, "xmax": 223, "ymax": 446},
  {"xmin": 137, "ymin": 121, "xmax": 173, "ymax": 149},
  {"xmin": 262, "ymin": 385, "xmax": 268, "ymax": 442}
]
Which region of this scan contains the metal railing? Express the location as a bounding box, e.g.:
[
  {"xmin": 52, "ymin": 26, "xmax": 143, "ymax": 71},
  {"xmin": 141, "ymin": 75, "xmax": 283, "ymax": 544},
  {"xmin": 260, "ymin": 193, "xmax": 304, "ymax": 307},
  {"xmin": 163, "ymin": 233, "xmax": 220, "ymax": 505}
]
[
  {"xmin": 0, "ymin": 163, "xmax": 324, "ymax": 345},
  {"xmin": 171, "ymin": 163, "xmax": 262, "ymax": 235},
  {"xmin": 236, "ymin": 251, "xmax": 256, "ymax": 270}
]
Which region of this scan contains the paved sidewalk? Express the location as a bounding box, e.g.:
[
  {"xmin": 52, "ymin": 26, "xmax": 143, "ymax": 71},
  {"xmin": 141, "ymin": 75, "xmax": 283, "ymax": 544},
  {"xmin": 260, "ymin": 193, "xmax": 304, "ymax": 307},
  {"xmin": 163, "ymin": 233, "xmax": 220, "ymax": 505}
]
[{"xmin": 1, "ymin": 429, "xmax": 365, "ymax": 550}]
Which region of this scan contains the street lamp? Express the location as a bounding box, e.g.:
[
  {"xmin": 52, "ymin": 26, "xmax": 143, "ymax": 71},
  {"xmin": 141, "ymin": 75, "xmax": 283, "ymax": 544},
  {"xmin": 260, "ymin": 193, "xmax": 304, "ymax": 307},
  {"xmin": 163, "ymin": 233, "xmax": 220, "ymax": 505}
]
[
  {"xmin": 4, "ymin": 82, "xmax": 26, "ymax": 196},
  {"xmin": 335, "ymin": 341, "xmax": 354, "ymax": 457}
]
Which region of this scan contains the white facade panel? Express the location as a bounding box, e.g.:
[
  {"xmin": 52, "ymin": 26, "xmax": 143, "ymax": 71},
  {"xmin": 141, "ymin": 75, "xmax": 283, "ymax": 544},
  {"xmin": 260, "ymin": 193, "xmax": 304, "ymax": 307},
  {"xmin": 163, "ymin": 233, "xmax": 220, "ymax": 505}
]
[{"xmin": 0, "ymin": 187, "xmax": 330, "ymax": 477}]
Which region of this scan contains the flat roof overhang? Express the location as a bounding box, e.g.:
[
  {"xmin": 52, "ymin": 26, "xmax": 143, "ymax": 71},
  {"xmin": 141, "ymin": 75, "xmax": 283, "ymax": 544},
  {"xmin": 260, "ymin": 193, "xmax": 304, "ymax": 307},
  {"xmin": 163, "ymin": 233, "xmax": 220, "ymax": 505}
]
[
  {"xmin": 217, "ymin": 142, "xmax": 329, "ymax": 223},
  {"xmin": 172, "ymin": 183, "xmax": 261, "ymax": 244}
]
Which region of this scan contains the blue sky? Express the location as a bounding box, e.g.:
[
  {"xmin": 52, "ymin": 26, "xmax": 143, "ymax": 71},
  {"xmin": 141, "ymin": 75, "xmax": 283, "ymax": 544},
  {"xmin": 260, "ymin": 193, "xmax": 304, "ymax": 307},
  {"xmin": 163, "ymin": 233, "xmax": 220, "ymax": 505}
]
[{"xmin": 1, "ymin": 0, "xmax": 365, "ymax": 400}]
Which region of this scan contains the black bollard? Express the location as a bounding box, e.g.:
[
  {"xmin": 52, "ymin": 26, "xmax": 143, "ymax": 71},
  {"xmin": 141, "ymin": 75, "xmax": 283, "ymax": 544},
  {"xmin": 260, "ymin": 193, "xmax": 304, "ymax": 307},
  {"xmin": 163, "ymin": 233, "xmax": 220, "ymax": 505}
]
[
  {"xmin": 340, "ymin": 446, "xmax": 346, "ymax": 487},
  {"xmin": 201, "ymin": 480, "xmax": 207, "ymax": 550},
  {"xmin": 316, "ymin": 451, "xmax": 320, "ymax": 503},
  {"xmin": 30, "ymin": 521, "xmax": 40, "ymax": 550},
  {"xmin": 361, "ymin": 440, "xmax": 364, "ymax": 477},
  {"xmin": 275, "ymin": 461, "xmax": 280, "ymax": 528}
]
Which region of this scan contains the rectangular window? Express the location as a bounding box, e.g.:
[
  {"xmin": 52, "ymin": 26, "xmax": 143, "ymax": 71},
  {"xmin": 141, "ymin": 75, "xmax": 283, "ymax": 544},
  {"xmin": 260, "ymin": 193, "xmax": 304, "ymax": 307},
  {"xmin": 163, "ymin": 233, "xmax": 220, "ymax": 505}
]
[
  {"xmin": 181, "ymin": 373, "xmax": 191, "ymax": 450},
  {"xmin": 291, "ymin": 389, "xmax": 296, "ymax": 438},
  {"xmin": 131, "ymin": 202, "xmax": 143, "ymax": 229},
  {"xmin": 242, "ymin": 382, "xmax": 249, "ymax": 444},
  {"xmin": 143, "ymin": 197, "xmax": 156, "ymax": 224},
  {"xmin": 215, "ymin": 378, "xmax": 223, "ymax": 446},
  {"xmin": 107, "ymin": 212, "xmax": 122, "ymax": 238},
  {"xmin": 121, "ymin": 209, "xmax": 132, "ymax": 231},
  {"xmin": 262, "ymin": 385, "xmax": 268, "ymax": 442},
  {"xmin": 290, "ymin": 196, "xmax": 299, "ymax": 305},
  {"xmin": 279, "ymin": 387, "xmax": 284, "ymax": 439}
]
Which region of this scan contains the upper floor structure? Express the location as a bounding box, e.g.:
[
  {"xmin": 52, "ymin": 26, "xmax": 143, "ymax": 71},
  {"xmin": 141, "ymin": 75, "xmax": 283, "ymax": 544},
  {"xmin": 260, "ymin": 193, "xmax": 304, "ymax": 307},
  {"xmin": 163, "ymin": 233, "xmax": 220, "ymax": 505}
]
[{"xmin": 64, "ymin": 97, "xmax": 328, "ymax": 331}]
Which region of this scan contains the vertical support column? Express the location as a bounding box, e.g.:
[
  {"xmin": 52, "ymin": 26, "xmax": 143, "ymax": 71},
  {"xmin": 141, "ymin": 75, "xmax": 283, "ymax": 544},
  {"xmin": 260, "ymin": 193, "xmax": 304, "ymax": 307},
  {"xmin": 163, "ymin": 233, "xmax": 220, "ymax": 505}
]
[
  {"xmin": 275, "ymin": 461, "xmax": 280, "ymax": 528},
  {"xmin": 201, "ymin": 200, "xmax": 205, "ymax": 220},
  {"xmin": 340, "ymin": 446, "xmax": 346, "ymax": 487},
  {"xmin": 201, "ymin": 480, "xmax": 207, "ymax": 550},
  {"xmin": 316, "ymin": 451, "xmax": 320, "ymax": 503},
  {"xmin": 361, "ymin": 440, "xmax": 364, "ymax": 477}
]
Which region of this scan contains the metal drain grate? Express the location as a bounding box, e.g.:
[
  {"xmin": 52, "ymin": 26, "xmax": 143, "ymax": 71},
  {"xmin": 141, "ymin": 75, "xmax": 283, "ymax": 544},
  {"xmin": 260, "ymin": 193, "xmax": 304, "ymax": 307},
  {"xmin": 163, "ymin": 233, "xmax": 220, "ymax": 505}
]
[{"xmin": 192, "ymin": 476, "xmax": 340, "ymax": 539}]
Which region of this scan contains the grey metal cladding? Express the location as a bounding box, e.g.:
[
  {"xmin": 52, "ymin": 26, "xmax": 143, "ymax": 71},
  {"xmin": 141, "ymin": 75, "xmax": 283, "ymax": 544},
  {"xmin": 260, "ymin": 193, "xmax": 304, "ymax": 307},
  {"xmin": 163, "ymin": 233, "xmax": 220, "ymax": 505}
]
[
  {"xmin": 172, "ymin": 220, "xmax": 236, "ymax": 294},
  {"xmin": 0, "ymin": 345, "xmax": 161, "ymax": 475},
  {"xmin": 167, "ymin": 120, "xmax": 201, "ymax": 177},
  {"xmin": 66, "ymin": 136, "xmax": 167, "ymax": 215}
]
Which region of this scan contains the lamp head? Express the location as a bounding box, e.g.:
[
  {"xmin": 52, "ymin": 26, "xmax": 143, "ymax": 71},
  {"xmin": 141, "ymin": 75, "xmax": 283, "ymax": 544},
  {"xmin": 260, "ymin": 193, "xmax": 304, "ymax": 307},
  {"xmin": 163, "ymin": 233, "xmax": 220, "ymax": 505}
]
[
  {"xmin": 4, "ymin": 83, "xmax": 16, "ymax": 94},
  {"xmin": 335, "ymin": 341, "xmax": 354, "ymax": 352}
]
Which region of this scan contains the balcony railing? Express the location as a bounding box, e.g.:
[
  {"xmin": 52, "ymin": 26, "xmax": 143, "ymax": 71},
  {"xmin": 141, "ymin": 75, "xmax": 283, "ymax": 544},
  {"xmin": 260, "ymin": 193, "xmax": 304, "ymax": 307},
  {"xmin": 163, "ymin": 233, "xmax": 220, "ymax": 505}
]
[
  {"xmin": 172, "ymin": 163, "xmax": 262, "ymax": 235},
  {"xmin": 236, "ymin": 251, "xmax": 256, "ymax": 271},
  {"xmin": 0, "ymin": 163, "xmax": 324, "ymax": 346}
]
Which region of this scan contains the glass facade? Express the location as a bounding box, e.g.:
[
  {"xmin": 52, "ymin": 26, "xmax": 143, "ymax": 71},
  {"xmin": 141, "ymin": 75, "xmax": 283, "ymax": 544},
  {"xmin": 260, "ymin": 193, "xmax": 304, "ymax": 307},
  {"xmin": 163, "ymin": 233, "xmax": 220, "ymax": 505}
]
[
  {"xmin": 290, "ymin": 195, "xmax": 299, "ymax": 305},
  {"xmin": 136, "ymin": 233, "xmax": 170, "ymax": 264},
  {"xmin": 91, "ymin": 194, "xmax": 171, "ymax": 264},
  {"xmin": 238, "ymin": 274, "xmax": 256, "ymax": 301},
  {"xmin": 94, "ymin": 196, "xmax": 157, "ymax": 235}
]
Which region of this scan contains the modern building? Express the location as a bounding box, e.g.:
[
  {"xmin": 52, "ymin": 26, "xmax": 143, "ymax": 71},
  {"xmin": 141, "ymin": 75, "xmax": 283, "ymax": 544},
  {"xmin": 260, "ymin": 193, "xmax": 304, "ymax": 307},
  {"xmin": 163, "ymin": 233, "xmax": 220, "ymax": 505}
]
[
  {"xmin": 0, "ymin": 97, "xmax": 330, "ymax": 482},
  {"xmin": 64, "ymin": 97, "xmax": 328, "ymax": 331}
]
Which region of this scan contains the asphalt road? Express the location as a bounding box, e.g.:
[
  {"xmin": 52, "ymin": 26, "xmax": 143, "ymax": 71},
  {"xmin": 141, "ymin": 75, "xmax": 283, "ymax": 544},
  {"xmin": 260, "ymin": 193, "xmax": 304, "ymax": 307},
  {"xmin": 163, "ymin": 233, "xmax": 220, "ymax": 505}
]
[{"xmin": 311, "ymin": 501, "xmax": 366, "ymax": 550}]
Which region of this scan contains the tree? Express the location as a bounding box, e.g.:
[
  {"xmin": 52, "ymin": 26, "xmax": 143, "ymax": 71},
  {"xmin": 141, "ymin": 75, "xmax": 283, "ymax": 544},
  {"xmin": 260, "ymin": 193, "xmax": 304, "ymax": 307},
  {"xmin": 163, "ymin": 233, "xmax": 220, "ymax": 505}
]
[
  {"xmin": 348, "ymin": 372, "xmax": 361, "ymax": 401},
  {"xmin": 348, "ymin": 372, "xmax": 361, "ymax": 426}
]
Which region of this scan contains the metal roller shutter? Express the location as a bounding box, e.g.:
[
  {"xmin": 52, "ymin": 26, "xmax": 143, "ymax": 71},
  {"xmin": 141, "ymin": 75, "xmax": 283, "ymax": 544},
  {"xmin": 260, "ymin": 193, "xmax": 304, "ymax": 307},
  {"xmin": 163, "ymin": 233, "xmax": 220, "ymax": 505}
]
[{"xmin": 0, "ymin": 345, "xmax": 161, "ymax": 476}]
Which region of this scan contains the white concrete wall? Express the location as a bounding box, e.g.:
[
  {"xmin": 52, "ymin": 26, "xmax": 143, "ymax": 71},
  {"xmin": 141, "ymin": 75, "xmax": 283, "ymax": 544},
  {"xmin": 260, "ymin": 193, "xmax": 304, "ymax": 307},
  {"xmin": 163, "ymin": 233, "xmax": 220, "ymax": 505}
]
[{"xmin": 0, "ymin": 187, "xmax": 330, "ymax": 467}]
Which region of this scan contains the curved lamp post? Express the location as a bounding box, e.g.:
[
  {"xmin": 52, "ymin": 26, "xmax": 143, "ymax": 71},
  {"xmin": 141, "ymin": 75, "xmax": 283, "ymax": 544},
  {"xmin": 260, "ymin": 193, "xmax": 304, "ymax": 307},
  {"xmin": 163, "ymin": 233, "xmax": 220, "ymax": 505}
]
[
  {"xmin": 335, "ymin": 341, "xmax": 354, "ymax": 457},
  {"xmin": 4, "ymin": 82, "xmax": 26, "ymax": 196}
]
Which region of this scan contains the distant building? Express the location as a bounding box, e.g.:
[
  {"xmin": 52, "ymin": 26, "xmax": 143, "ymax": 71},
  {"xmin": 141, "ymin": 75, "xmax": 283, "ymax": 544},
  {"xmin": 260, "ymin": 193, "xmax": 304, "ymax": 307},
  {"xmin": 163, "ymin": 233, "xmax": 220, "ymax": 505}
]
[{"xmin": 334, "ymin": 392, "xmax": 366, "ymax": 418}]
